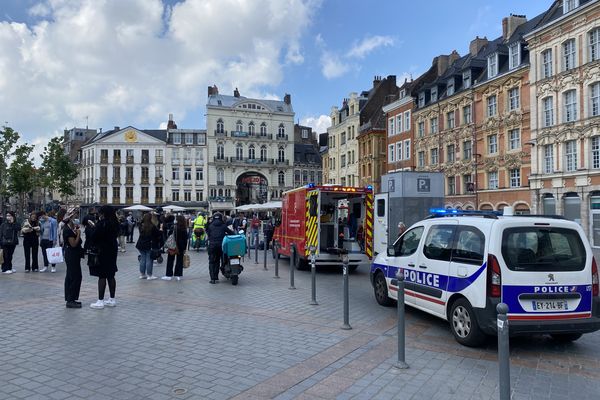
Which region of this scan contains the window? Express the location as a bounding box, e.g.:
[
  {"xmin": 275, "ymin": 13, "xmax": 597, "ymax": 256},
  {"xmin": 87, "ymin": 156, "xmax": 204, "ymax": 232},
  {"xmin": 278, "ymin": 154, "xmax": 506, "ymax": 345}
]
[
  {"xmin": 563, "ymin": 39, "xmax": 576, "ymax": 71},
  {"xmin": 155, "ymin": 166, "xmax": 163, "ymax": 179},
  {"xmin": 278, "ymin": 171, "xmax": 285, "ymax": 186},
  {"xmin": 217, "ymin": 169, "xmax": 224, "ymax": 184},
  {"xmin": 543, "ymin": 97, "xmax": 554, "ymax": 127},
  {"xmin": 112, "ymin": 187, "xmax": 120, "ymax": 201},
  {"xmin": 563, "ymin": 90, "xmax": 578, "ymax": 122},
  {"xmin": 341, "ymin": 154, "xmax": 346, "ymax": 167},
  {"xmin": 592, "ymin": 137, "xmax": 600, "ymax": 169},
  {"xmin": 430, "ymin": 117, "xmax": 438, "ymax": 134},
  {"xmin": 423, "ymin": 225, "xmax": 456, "ymax": 262},
  {"xmin": 302, "ymin": 128, "xmax": 309, "ymax": 139},
  {"xmin": 341, "ymin": 132, "xmax": 346, "ymax": 145},
  {"xmin": 487, "ymin": 95, "xmax": 497, "ymax": 117},
  {"xmin": 388, "ymin": 118, "xmax": 395, "ymax": 136},
  {"xmin": 184, "ymin": 190, "xmax": 191, "ymax": 202},
  {"xmin": 463, "ymin": 174, "xmax": 473, "ymax": 193},
  {"xmin": 278, "ymin": 124, "xmax": 285, "ymax": 137},
  {"xmin": 195, "ymin": 168, "xmax": 204, "ymax": 181},
  {"xmin": 488, "ymin": 53, "xmax": 498, "ymax": 78},
  {"xmin": 172, "ymin": 168, "xmax": 180, "ymax": 180},
  {"xmin": 418, "ymin": 151, "xmax": 425, "ymax": 168},
  {"xmin": 463, "ymin": 105, "xmax": 472, "ymax": 124},
  {"xmin": 418, "ymin": 121, "xmax": 425, "ymax": 137},
  {"xmin": 447, "ymin": 144, "xmax": 455, "ymax": 163},
  {"xmin": 235, "ymin": 144, "xmax": 243, "ymax": 160},
  {"xmin": 404, "ymin": 140, "xmax": 411, "ymax": 160},
  {"xmin": 183, "ymin": 148, "xmax": 191, "ymax": 163},
  {"xmin": 302, "ymin": 170, "xmax": 308, "ymax": 184},
  {"xmin": 260, "ymin": 145, "xmax": 267, "ymax": 162},
  {"xmin": 183, "ymin": 167, "xmax": 191, "ymax": 181},
  {"xmin": 488, "ymin": 134, "xmax": 498, "ymax": 154},
  {"xmin": 591, "ymin": 29, "xmax": 600, "ymax": 62},
  {"xmin": 216, "ymin": 119, "xmax": 224, "ymax": 133},
  {"xmin": 446, "ymin": 111, "xmax": 455, "ymax": 129},
  {"xmin": 453, "ymin": 227, "xmax": 485, "ymax": 265},
  {"xmin": 430, "ymin": 148, "xmax": 438, "ymax": 165},
  {"xmin": 431, "ymin": 87, "xmax": 438, "ymax": 102},
  {"xmin": 195, "ymin": 148, "xmax": 203, "ymax": 162},
  {"xmin": 260, "ymin": 123, "xmax": 267, "ymax": 136},
  {"xmin": 172, "ymin": 133, "xmax": 181, "ymax": 144},
  {"xmin": 404, "ymin": 111, "xmax": 411, "ymax": 132},
  {"xmin": 388, "ymin": 144, "xmax": 395, "ymax": 163},
  {"xmin": 542, "ymin": 49, "xmax": 553, "ymax": 78},
  {"xmin": 447, "ymin": 176, "xmax": 456, "ymax": 195},
  {"xmin": 565, "ymin": 140, "xmax": 578, "ymax": 172},
  {"xmin": 509, "ymin": 42, "xmax": 520, "ymax": 69},
  {"xmin": 509, "ymin": 169, "xmax": 521, "ymax": 187},
  {"xmin": 392, "ymin": 226, "xmax": 424, "ymax": 256},
  {"xmin": 463, "ymin": 70, "xmax": 471, "ymax": 89},
  {"xmin": 447, "ymin": 79, "xmax": 454, "ymax": 96},
  {"xmin": 294, "ymin": 170, "xmax": 301, "ymax": 185},
  {"xmin": 591, "ymin": 82, "xmax": 600, "ymax": 117},
  {"xmin": 463, "ymin": 141, "xmax": 472, "ymax": 160},
  {"xmin": 488, "ymin": 171, "xmax": 498, "ymax": 189},
  {"xmin": 141, "ymin": 166, "xmax": 149, "ymax": 181},
  {"xmin": 248, "ymin": 122, "xmax": 255, "ymax": 135},
  {"xmin": 236, "ymin": 120, "xmax": 243, "ymax": 132},
  {"xmin": 248, "ymin": 145, "xmax": 255, "ymax": 160},
  {"xmin": 508, "ymin": 87, "xmax": 520, "ymax": 111},
  {"xmin": 185, "ymin": 134, "xmax": 193, "ymax": 145},
  {"xmin": 217, "ymin": 143, "xmax": 224, "ymax": 160},
  {"xmin": 544, "ymin": 145, "xmax": 554, "ymax": 173},
  {"xmin": 278, "ymin": 146, "xmax": 285, "ymax": 162},
  {"xmin": 396, "ymin": 115, "xmax": 403, "ymax": 134},
  {"xmin": 563, "ymin": 0, "xmax": 579, "ymax": 13},
  {"xmin": 377, "ymin": 199, "xmax": 385, "ymax": 217},
  {"xmin": 171, "ymin": 190, "xmax": 180, "ymax": 202},
  {"xmin": 509, "ymin": 129, "xmax": 521, "ymax": 150},
  {"xmin": 396, "ymin": 142, "xmax": 403, "ymax": 161},
  {"xmin": 418, "ymin": 93, "xmax": 425, "ymax": 107}
]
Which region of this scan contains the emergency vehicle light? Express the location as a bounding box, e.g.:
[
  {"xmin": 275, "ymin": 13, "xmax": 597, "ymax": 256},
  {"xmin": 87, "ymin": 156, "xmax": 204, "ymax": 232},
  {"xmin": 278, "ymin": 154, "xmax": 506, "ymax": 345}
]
[
  {"xmin": 366, "ymin": 185, "xmax": 373, "ymax": 190},
  {"xmin": 307, "ymin": 183, "xmax": 315, "ymax": 188}
]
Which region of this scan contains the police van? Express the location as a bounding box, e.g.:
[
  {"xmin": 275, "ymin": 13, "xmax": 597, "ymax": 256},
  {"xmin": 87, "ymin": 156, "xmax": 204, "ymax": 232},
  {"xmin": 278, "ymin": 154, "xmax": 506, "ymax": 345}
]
[{"xmin": 370, "ymin": 208, "xmax": 600, "ymax": 346}]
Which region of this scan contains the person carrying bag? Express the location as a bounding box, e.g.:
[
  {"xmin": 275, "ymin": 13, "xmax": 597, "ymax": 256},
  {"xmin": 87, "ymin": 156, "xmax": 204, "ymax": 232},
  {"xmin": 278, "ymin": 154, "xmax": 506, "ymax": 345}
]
[{"xmin": 162, "ymin": 215, "xmax": 189, "ymax": 281}]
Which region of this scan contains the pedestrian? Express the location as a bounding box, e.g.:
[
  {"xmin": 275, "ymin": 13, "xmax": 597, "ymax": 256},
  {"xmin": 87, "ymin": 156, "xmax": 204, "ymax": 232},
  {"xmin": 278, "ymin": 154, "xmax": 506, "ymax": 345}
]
[
  {"xmin": 118, "ymin": 215, "xmax": 128, "ymax": 252},
  {"xmin": 38, "ymin": 211, "xmax": 58, "ymax": 272},
  {"xmin": 57, "ymin": 209, "xmax": 68, "ymax": 248},
  {"xmin": 63, "ymin": 215, "xmax": 83, "ymax": 309},
  {"xmin": 263, "ymin": 218, "xmax": 274, "ymax": 250},
  {"xmin": 162, "ymin": 215, "xmax": 189, "ymax": 281},
  {"xmin": 1, "ymin": 211, "xmax": 19, "ymax": 274},
  {"xmin": 87, "ymin": 205, "xmax": 119, "ymax": 309},
  {"xmin": 250, "ymin": 214, "xmax": 260, "ymax": 247},
  {"xmin": 21, "ymin": 211, "xmax": 41, "ymax": 272},
  {"xmin": 136, "ymin": 213, "xmax": 161, "ymax": 280},
  {"xmin": 206, "ymin": 212, "xmax": 233, "ymax": 284},
  {"xmin": 126, "ymin": 213, "xmax": 135, "ymax": 243},
  {"xmin": 398, "ymin": 222, "xmax": 407, "ymax": 239}
]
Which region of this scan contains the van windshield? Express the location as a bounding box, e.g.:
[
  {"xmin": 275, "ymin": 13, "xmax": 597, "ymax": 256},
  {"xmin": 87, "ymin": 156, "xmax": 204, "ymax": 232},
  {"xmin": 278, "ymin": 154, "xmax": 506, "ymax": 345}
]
[{"xmin": 501, "ymin": 227, "xmax": 586, "ymax": 272}]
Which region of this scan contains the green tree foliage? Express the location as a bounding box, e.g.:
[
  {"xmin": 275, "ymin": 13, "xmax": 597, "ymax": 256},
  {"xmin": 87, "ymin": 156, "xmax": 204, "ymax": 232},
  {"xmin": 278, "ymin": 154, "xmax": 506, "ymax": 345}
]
[
  {"xmin": 0, "ymin": 126, "xmax": 20, "ymax": 212},
  {"xmin": 8, "ymin": 144, "xmax": 35, "ymax": 214},
  {"xmin": 40, "ymin": 136, "xmax": 78, "ymax": 198}
]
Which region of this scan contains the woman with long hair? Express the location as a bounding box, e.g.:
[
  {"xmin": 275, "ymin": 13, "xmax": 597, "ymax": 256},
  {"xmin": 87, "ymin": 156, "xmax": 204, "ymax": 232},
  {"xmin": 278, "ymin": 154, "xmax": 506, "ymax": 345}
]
[
  {"xmin": 162, "ymin": 215, "xmax": 189, "ymax": 281},
  {"xmin": 136, "ymin": 213, "xmax": 161, "ymax": 280},
  {"xmin": 63, "ymin": 215, "xmax": 83, "ymax": 308},
  {"xmin": 88, "ymin": 205, "xmax": 119, "ymax": 309}
]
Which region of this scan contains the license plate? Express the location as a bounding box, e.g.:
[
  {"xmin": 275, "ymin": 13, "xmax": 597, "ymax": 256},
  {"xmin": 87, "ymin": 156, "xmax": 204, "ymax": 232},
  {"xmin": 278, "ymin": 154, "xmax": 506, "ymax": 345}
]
[
  {"xmin": 531, "ymin": 300, "xmax": 568, "ymax": 311},
  {"xmin": 230, "ymin": 258, "xmax": 240, "ymax": 265}
]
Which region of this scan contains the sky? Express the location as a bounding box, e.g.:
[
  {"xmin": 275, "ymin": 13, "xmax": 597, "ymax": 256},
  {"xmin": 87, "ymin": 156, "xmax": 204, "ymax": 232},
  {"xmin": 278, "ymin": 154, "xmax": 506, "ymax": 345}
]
[{"xmin": 0, "ymin": 0, "xmax": 552, "ymax": 158}]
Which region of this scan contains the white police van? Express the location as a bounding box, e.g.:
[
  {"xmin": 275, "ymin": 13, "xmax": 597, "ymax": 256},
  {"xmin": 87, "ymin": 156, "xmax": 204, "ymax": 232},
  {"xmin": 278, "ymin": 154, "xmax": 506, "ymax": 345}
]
[{"xmin": 370, "ymin": 208, "xmax": 600, "ymax": 346}]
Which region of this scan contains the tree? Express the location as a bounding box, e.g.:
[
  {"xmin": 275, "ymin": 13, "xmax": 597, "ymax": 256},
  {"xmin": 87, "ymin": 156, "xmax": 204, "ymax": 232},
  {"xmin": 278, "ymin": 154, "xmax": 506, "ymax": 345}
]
[
  {"xmin": 40, "ymin": 136, "xmax": 79, "ymax": 202},
  {"xmin": 0, "ymin": 126, "xmax": 20, "ymax": 213},
  {"xmin": 8, "ymin": 144, "xmax": 35, "ymax": 215}
]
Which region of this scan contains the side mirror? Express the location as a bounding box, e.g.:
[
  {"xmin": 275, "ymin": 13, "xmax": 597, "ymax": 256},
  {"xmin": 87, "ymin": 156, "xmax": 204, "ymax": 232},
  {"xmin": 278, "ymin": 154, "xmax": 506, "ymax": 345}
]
[{"xmin": 387, "ymin": 245, "xmax": 397, "ymax": 257}]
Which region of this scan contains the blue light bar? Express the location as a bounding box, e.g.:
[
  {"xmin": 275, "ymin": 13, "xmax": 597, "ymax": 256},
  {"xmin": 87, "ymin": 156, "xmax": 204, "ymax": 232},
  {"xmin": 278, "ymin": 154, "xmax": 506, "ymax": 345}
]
[
  {"xmin": 307, "ymin": 183, "xmax": 315, "ymax": 188},
  {"xmin": 366, "ymin": 185, "xmax": 373, "ymax": 190}
]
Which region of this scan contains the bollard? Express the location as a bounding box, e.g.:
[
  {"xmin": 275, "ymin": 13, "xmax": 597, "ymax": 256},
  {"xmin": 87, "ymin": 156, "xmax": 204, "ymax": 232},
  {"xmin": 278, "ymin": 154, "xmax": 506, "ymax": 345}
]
[
  {"xmin": 289, "ymin": 244, "xmax": 296, "ymax": 290},
  {"xmin": 309, "ymin": 246, "xmax": 318, "ymax": 305},
  {"xmin": 246, "ymin": 233, "xmax": 250, "ymax": 256},
  {"xmin": 254, "ymin": 234, "xmax": 259, "ymax": 264},
  {"xmin": 263, "ymin": 235, "xmax": 268, "ymax": 271},
  {"xmin": 497, "ymin": 303, "xmax": 510, "ymax": 400},
  {"xmin": 340, "ymin": 251, "xmax": 352, "ymax": 330},
  {"xmin": 395, "ymin": 268, "xmax": 408, "ymax": 369},
  {"xmin": 273, "ymin": 241, "xmax": 280, "ymax": 279}
]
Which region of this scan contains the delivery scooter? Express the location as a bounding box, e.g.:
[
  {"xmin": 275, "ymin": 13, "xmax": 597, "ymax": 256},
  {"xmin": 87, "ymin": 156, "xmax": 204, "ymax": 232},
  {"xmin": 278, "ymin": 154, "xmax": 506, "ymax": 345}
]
[{"xmin": 221, "ymin": 233, "xmax": 247, "ymax": 285}]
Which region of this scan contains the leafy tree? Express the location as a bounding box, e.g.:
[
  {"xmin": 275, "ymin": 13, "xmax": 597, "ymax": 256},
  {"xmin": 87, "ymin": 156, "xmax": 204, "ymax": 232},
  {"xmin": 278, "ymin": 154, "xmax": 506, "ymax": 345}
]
[
  {"xmin": 0, "ymin": 126, "xmax": 20, "ymax": 213},
  {"xmin": 8, "ymin": 144, "xmax": 35, "ymax": 214},
  {"xmin": 40, "ymin": 136, "xmax": 78, "ymax": 200}
]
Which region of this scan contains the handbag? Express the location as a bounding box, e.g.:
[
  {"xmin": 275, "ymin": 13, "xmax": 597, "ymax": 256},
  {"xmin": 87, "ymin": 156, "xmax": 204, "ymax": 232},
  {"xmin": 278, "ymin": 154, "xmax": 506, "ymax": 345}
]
[
  {"xmin": 183, "ymin": 253, "xmax": 190, "ymax": 268},
  {"xmin": 46, "ymin": 247, "xmax": 64, "ymax": 264}
]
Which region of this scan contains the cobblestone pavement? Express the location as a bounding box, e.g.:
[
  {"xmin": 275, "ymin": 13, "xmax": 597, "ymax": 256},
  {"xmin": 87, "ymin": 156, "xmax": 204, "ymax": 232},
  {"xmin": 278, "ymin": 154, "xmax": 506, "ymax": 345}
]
[{"xmin": 1, "ymin": 240, "xmax": 599, "ymax": 400}]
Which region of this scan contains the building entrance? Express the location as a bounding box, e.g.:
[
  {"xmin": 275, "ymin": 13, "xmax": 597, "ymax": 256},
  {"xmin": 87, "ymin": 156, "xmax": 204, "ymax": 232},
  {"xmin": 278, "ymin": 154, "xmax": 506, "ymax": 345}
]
[{"xmin": 236, "ymin": 172, "xmax": 268, "ymax": 206}]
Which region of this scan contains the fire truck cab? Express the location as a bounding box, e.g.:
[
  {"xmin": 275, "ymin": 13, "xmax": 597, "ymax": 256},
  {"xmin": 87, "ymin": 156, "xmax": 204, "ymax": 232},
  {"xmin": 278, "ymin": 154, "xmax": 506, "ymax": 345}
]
[{"xmin": 273, "ymin": 184, "xmax": 374, "ymax": 271}]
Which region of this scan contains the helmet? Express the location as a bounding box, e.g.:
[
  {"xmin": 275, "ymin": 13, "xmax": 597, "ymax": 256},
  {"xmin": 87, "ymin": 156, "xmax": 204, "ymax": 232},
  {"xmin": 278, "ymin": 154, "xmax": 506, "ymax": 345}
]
[{"xmin": 212, "ymin": 212, "xmax": 223, "ymax": 220}]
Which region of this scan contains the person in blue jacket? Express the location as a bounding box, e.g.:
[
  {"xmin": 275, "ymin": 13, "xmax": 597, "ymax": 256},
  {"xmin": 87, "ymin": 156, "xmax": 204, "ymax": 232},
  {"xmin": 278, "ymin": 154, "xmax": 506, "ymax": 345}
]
[{"xmin": 38, "ymin": 211, "xmax": 58, "ymax": 273}]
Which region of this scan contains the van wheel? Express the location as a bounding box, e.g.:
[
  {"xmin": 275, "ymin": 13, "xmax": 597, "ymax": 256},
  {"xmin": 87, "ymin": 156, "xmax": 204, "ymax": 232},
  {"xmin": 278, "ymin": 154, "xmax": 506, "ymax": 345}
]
[
  {"xmin": 550, "ymin": 333, "xmax": 582, "ymax": 342},
  {"xmin": 374, "ymin": 272, "xmax": 393, "ymax": 306},
  {"xmin": 449, "ymin": 299, "xmax": 485, "ymax": 347}
]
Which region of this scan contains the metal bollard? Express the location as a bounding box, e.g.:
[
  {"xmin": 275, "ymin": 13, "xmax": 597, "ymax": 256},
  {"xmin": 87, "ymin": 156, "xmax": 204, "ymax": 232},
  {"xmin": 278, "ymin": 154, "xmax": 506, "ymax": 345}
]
[
  {"xmin": 309, "ymin": 246, "xmax": 318, "ymax": 305},
  {"xmin": 254, "ymin": 234, "xmax": 259, "ymax": 264},
  {"xmin": 263, "ymin": 236, "xmax": 268, "ymax": 271},
  {"xmin": 289, "ymin": 244, "xmax": 296, "ymax": 290},
  {"xmin": 273, "ymin": 241, "xmax": 280, "ymax": 279},
  {"xmin": 340, "ymin": 251, "xmax": 352, "ymax": 330},
  {"xmin": 395, "ymin": 268, "xmax": 408, "ymax": 369},
  {"xmin": 497, "ymin": 303, "xmax": 510, "ymax": 400}
]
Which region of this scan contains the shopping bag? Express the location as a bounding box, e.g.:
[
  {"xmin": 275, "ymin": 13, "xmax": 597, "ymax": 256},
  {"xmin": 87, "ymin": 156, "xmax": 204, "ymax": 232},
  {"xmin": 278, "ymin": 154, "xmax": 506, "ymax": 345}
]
[
  {"xmin": 183, "ymin": 253, "xmax": 191, "ymax": 269},
  {"xmin": 46, "ymin": 247, "xmax": 64, "ymax": 264},
  {"xmin": 0, "ymin": 249, "xmax": 3, "ymax": 265}
]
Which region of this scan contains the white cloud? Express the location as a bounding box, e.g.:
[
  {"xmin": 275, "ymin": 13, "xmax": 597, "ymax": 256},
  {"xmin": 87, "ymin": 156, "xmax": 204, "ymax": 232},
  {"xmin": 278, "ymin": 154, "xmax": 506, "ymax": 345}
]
[
  {"xmin": 346, "ymin": 35, "xmax": 394, "ymax": 59},
  {"xmin": 320, "ymin": 51, "xmax": 350, "ymax": 80},
  {"xmin": 0, "ymin": 0, "xmax": 319, "ymax": 144},
  {"xmin": 300, "ymin": 114, "xmax": 330, "ymax": 133}
]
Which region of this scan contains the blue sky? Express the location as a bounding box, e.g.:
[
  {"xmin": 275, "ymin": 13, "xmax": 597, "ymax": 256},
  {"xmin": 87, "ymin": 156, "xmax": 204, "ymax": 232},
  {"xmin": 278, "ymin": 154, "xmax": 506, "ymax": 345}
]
[{"xmin": 0, "ymin": 0, "xmax": 551, "ymax": 153}]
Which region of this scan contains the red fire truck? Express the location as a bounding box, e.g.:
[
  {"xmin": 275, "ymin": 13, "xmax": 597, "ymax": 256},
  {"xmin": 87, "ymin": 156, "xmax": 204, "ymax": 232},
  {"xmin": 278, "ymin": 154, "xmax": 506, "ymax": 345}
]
[{"xmin": 273, "ymin": 184, "xmax": 374, "ymax": 271}]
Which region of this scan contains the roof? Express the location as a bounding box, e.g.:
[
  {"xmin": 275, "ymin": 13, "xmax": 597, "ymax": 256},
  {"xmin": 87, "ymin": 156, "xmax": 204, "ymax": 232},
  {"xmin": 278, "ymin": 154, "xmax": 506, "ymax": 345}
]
[
  {"xmin": 294, "ymin": 143, "xmax": 321, "ymax": 165},
  {"xmin": 207, "ymin": 94, "xmax": 294, "ymax": 113},
  {"xmin": 86, "ymin": 126, "xmax": 167, "ymax": 144}
]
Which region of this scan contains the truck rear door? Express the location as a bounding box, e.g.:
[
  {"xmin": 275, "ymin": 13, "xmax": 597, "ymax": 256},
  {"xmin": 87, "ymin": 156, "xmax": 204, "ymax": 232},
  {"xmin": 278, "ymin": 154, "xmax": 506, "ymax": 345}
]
[{"xmin": 374, "ymin": 193, "xmax": 388, "ymax": 256}]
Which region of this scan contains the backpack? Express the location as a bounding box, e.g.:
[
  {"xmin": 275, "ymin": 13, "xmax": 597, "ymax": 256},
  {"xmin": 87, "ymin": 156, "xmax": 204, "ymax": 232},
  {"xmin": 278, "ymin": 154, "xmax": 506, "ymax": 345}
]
[{"xmin": 165, "ymin": 233, "xmax": 177, "ymax": 251}]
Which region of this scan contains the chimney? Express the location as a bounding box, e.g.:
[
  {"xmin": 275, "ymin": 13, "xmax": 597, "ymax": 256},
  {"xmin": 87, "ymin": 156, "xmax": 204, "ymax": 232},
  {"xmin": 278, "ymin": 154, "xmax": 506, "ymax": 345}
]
[
  {"xmin": 503, "ymin": 14, "xmax": 527, "ymax": 40},
  {"xmin": 284, "ymin": 93, "xmax": 291, "ymax": 105},
  {"xmin": 99, "ymin": 128, "xmax": 102, "ymax": 134},
  {"xmin": 207, "ymin": 86, "xmax": 213, "ymax": 96},
  {"xmin": 234, "ymin": 87, "xmax": 240, "ymax": 97},
  {"xmin": 469, "ymin": 36, "xmax": 489, "ymax": 56},
  {"xmin": 436, "ymin": 55, "xmax": 450, "ymax": 76},
  {"xmin": 373, "ymin": 75, "xmax": 382, "ymax": 88},
  {"xmin": 207, "ymin": 84, "xmax": 219, "ymax": 96},
  {"xmin": 449, "ymin": 50, "xmax": 460, "ymax": 64},
  {"xmin": 114, "ymin": 126, "xmax": 120, "ymax": 131},
  {"xmin": 167, "ymin": 114, "xmax": 177, "ymax": 130}
]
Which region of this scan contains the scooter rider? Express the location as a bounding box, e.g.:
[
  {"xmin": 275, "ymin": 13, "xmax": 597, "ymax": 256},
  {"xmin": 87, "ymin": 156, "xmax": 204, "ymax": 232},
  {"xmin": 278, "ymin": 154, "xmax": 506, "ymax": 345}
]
[{"xmin": 206, "ymin": 212, "xmax": 233, "ymax": 284}]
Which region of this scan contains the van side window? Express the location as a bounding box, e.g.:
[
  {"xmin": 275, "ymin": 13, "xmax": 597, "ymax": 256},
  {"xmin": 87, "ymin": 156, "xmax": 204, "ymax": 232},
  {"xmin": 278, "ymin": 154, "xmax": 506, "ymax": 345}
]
[
  {"xmin": 452, "ymin": 226, "xmax": 485, "ymax": 265},
  {"xmin": 309, "ymin": 196, "xmax": 318, "ymax": 217},
  {"xmin": 423, "ymin": 225, "xmax": 456, "ymax": 261},
  {"xmin": 394, "ymin": 226, "xmax": 424, "ymax": 256},
  {"xmin": 377, "ymin": 199, "xmax": 385, "ymax": 217}
]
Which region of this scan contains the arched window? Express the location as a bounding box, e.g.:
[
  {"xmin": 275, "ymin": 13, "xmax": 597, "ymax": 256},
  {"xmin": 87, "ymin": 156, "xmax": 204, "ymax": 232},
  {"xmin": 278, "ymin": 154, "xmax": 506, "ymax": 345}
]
[
  {"xmin": 218, "ymin": 189, "xmax": 223, "ymax": 196},
  {"xmin": 248, "ymin": 122, "xmax": 255, "ymax": 135},
  {"xmin": 216, "ymin": 119, "xmax": 224, "ymax": 134},
  {"xmin": 278, "ymin": 124, "xmax": 285, "ymax": 137},
  {"xmin": 248, "ymin": 145, "xmax": 255, "ymax": 160},
  {"xmin": 260, "ymin": 145, "xmax": 267, "ymax": 162},
  {"xmin": 236, "ymin": 120, "xmax": 243, "ymax": 132},
  {"xmin": 278, "ymin": 146, "xmax": 285, "ymax": 162},
  {"xmin": 260, "ymin": 123, "xmax": 267, "ymax": 136},
  {"xmin": 217, "ymin": 169, "xmax": 224, "ymax": 184},
  {"xmin": 217, "ymin": 143, "xmax": 224, "ymax": 160},
  {"xmin": 278, "ymin": 171, "xmax": 285, "ymax": 186},
  {"xmin": 236, "ymin": 143, "xmax": 243, "ymax": 160}
]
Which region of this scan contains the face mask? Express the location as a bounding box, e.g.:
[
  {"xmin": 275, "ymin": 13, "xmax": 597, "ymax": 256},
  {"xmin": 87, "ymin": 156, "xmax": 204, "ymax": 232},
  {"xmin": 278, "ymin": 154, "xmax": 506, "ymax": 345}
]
[{"xmin": 6, "ymin": 216, "xmax": 14, "ymax": 223}]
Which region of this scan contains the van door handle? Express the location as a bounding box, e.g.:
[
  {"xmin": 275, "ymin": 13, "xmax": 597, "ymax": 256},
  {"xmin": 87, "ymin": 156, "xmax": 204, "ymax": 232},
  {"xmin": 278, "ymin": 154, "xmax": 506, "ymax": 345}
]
[
  {"xmin": 419, "ymin": 265, "xmax": 427, "ymax": 269},
  {"xmin": 407, "ymin": 263, "xmax": 415, "ymax": 267}
]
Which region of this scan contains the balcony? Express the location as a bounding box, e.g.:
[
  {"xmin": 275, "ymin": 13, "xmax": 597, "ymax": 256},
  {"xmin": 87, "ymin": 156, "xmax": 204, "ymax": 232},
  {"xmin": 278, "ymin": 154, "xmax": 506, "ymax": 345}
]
[
  {"xmin": 113, "ymin": 157, "xmax": 121, "ymax": 164},
  {"xmin": 196, "ymin": 158, "xmax": 204, "ymax": 165},
  {"xmin": 155, "ymin": 197, "xmax": 163, "ymax": 204},
  {"xmin": 183, "ymin": 159, "xmax": 192, "ymax": 165},
  {"xmin": 141, "ymin": 177, "xmax": 149, "ymax": 184},
  {"xmin": 112, "ymin": 197, "xmax": 120, "ymax": 204},
  {"xmin": 172, "ymin": 179, "xmax": 180, "ymax": 185},
  {"xmin": 214, "ymin": 130, "xmax": 227, "ymax": 137},
  {"xmin": 208, "ymin": 196, "xmax": 233, "ymax": 202},
  {"xmin": 126, "ymin": 156, "xmax": 134, "ymax": 164},
  {"xmin": 100, "ymin": 197, "xmax": 107, "ymax": 204},
  {"xmin": 100, "ymin": 157, "xmax": 109, "ymax": 164},
  {"xmin": 155, "ymin": 177, "xmax": 163, "ymax": 184},
  {"xmin": 275, "ymin": 159, "xmax": 289, "ymax": 166},
  {"xmin": 125, "ymin": 198, "xmax": 133, "ymax": 205},
  {"xmin": 276, "ymin": 134, "xmax": 289, "ymax": 141},
  {"xmin": 183, "ymin": 180, "xmax": 192, "ymax": 186},
  {"xmin": 216, "ymin": 181, "xmax": 225, "ymax": 186},
  {"xmin": 99, "ymin": 177, "xmax": 108, "ymax": 184},
  {"xmin": 213, "ymin": 156, "xmax": 229, "ymax": 163},
  {"xmin": 140, "ymin": 197, "xmax": 149, "ymax": 204},
  {"xmin": 171, "ymin": 158, "xmax": 180, "ymax": 165},
  {"xmin": 141, "ymin": 157, "xmax": 150, "ymax": 164},
  {"xmin": 155, "ymin": 156, "xmax": 163, "ymax": 164},
  {"xmin": 112, "ymin": 177, "xmax": 121, "ymax": 184},
  {"xmin": 126, "ymin": 177, "xmax": 134, "ymax": 184}
]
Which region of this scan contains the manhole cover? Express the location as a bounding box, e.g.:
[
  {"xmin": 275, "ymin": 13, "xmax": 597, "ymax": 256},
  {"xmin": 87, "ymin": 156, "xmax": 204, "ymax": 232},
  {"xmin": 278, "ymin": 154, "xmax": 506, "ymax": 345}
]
[{"xmin": 173, "ymin": 388, "xmax": 187, "ymax": 395}]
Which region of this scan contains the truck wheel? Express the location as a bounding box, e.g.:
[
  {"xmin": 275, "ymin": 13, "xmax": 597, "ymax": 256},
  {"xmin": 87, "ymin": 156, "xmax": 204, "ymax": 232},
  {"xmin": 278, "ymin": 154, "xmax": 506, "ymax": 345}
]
[
  {"xmin": 295, "ymin": 256, "xmax": 308, "ymax": 271},
  {"xmin": 373, "ymin": 271, "xmax": 393, "ymax": 306},
  {"xmin": 550, "ymin": 333, "xmax": 582, "ymax": 342},
  {"xmin": 449, "ymin": 298, "xmax": 485, "ymax": 347}
]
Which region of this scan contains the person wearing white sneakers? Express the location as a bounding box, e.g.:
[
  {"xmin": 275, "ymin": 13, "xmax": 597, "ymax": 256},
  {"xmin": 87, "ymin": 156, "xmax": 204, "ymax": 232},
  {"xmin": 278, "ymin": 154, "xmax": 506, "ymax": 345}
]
[
  {"xmin": 136, "ymin": 213, "xmax": 161, "ymax": 280},
  {"xmin": 1, "ymin": 211, "xmax": 19, "ymax": 274},
  {"xmin": 87, "ymin": 205, "xmax": 119, "ymax": 309}
]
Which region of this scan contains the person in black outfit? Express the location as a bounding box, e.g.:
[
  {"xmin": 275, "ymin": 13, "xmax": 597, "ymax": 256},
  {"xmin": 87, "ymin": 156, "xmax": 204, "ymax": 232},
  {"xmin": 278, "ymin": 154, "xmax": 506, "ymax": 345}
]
[
  {"xmin": 1, "ymin": 211, "xmax": 19, "ymax": 274},
  {"xmin": 21, "ymin": 211, "xmax": 41, "ymax": 272},
  {"xmin": 87, "ymin": 205, "xmax": 119, "ymax": 309},
  {"xmin": 63, "ymin": 216, "xmax": 83, "ymax": 308},
  {"xmin": 206, "ymin": 212, "xmax": 233, "ymax": 284},
  {"xmin": 163, "ymin": 215, "xmax": 189, "ymax": 281}
]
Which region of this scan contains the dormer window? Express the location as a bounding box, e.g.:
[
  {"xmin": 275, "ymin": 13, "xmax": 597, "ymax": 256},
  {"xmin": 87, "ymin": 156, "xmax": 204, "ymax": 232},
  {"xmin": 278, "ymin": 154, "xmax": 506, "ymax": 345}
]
[
  {"xmin": 400, "ymin": 89, "xmax": 406, "ymax": 98},
  {"xmin": 463, "ymin": 71, "xmax": 471, "ymax": 88},
  {"xmin": 431, "ymin": 87, "xmax": 438, "ymax": 102},
  {"xmin": 488, "ymin": 53, "xmax": 498, "ymax": 78},
  {"xmin": 447, "ymin": 79, "xmax": 455, "ymax": 96},
  {"xmin": 418, "ymin": 92, "xmax": 425, "ymax": 107},
  {"xmin": 563, "ymin": 0, "xmax": 579, "ymax": 13},
  {"xmin": 509, "ymin": 42, "xmax": 520, "ymax": 69}
]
